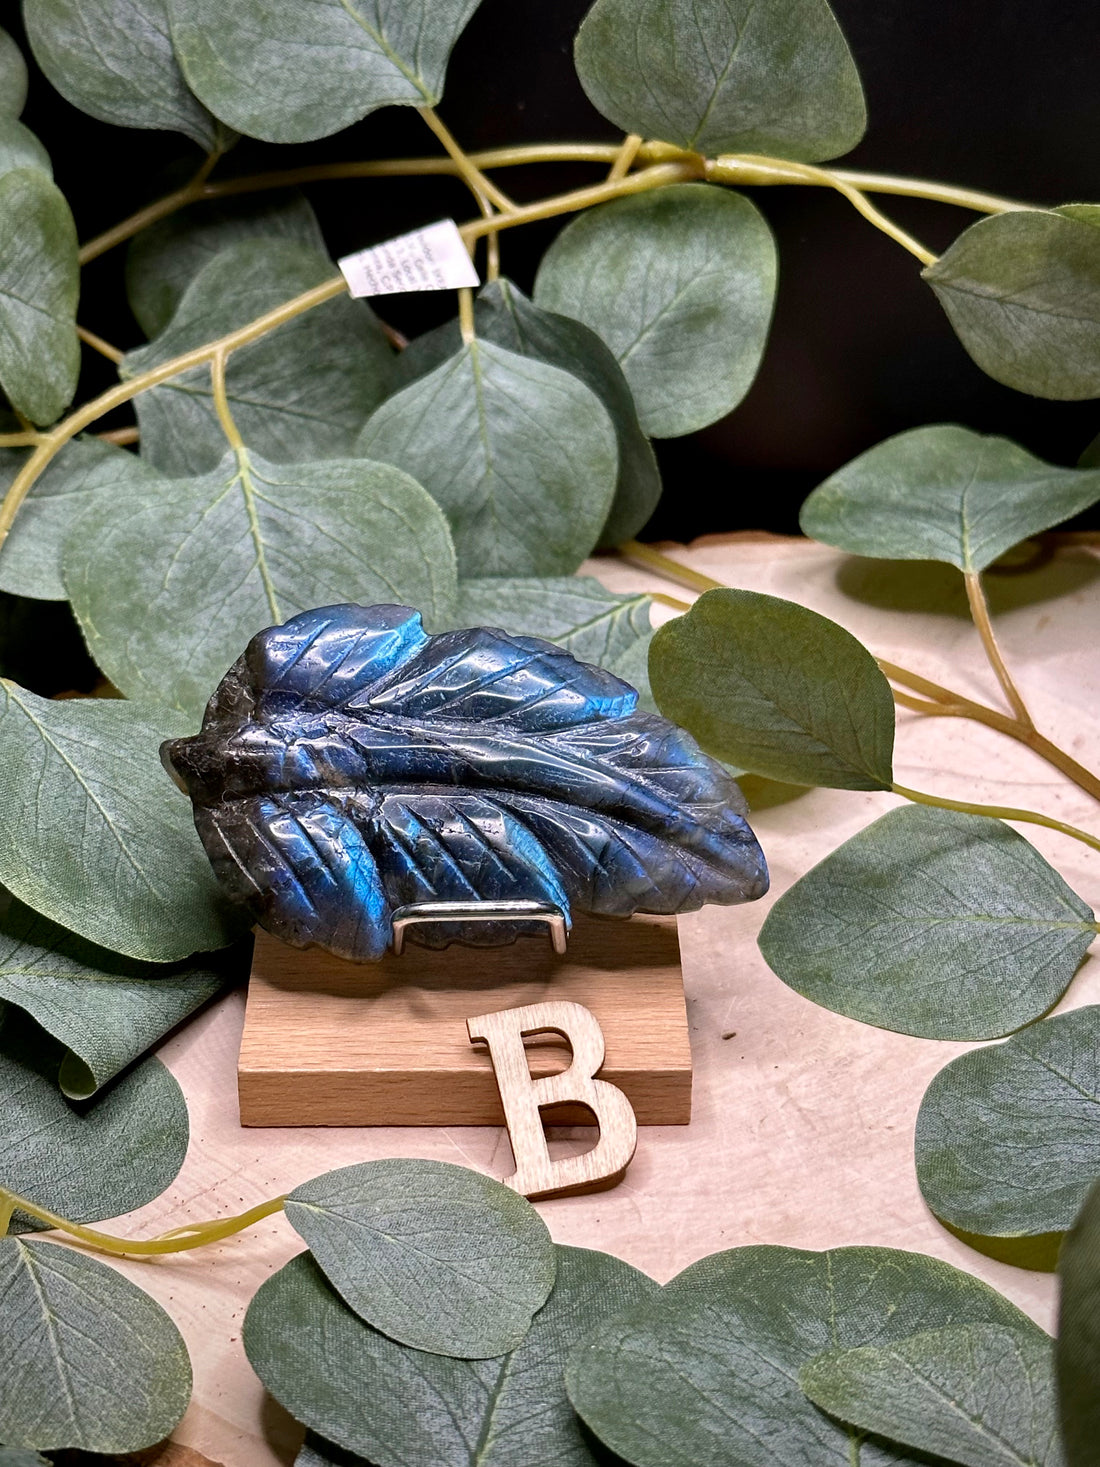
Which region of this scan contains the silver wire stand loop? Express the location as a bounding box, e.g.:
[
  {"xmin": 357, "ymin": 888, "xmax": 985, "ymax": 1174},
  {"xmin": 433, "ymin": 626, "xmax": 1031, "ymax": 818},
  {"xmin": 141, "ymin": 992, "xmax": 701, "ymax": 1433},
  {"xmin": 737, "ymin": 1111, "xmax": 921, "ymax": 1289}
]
[{"xmin": 390, "ymin": 900, "xmax": 569, "ymax": 956}]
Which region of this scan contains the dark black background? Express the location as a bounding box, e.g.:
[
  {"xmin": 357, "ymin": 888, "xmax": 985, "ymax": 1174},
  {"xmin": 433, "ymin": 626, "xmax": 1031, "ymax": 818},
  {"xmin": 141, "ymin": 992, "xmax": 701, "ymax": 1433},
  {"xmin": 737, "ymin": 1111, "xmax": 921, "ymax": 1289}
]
[{"xmin": 8, "ymin": 0, "xmax": 1100, "ymax": 540}]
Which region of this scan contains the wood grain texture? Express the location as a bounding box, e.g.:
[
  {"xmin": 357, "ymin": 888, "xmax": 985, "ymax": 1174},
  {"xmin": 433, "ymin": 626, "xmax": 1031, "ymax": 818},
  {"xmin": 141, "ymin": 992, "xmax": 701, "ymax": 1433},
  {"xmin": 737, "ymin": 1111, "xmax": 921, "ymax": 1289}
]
[{"xmin": 238, "ymin": 913, "xmax": 691, "ymax": 1126}]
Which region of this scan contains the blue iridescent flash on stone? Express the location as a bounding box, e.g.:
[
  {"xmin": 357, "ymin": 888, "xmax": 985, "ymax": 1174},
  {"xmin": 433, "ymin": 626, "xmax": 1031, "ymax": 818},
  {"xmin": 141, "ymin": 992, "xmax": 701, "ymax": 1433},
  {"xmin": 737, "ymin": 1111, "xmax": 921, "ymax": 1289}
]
[{"xmin": 162, "ymin": 604, "xmax": 768, "ymax": 960}]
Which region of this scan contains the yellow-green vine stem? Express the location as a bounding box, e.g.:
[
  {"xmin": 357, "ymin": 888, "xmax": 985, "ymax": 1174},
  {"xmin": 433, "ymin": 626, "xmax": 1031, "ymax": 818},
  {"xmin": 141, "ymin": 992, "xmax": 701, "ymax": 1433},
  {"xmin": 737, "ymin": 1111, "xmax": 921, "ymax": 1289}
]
[
  {"xmin": 76, "ymin": 325, "xmax": 124, "ymax": 364},
  {"xmin": 892, "ymin": 783, "xmax": 1100, "ymax": 853},
  {"xmin": 964, "ymin": 570, "xmax": 1034, "ymax": 728}
]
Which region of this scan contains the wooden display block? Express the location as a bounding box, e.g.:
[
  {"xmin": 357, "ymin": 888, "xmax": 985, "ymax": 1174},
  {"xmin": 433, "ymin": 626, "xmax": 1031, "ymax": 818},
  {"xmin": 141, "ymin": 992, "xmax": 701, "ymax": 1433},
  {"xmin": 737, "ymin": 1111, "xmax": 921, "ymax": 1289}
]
[{"xmin": 238, "ymin": 913, "xmax": 691, "ymax": 1127}]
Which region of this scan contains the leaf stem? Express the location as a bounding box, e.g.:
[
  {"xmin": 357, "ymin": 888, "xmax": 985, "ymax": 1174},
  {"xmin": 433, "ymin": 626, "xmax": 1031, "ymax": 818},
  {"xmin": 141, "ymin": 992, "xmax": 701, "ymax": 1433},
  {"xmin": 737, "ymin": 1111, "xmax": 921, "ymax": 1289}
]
[
  {"xmin": 96, "ymin": 425, "xmax": 139, "ymax": 446},
  {"xmin": 0, "ymin": 431, "xmax": 46, "ymax": 448},
  {"xmin": 964, "ymin": 570, "xmax": 1034, "ymax": 728},
  {"xmin": 607, "ymin": 133, "xmax": 644, "ymax": 181},
  {"xmin": 458, "ymin": 287, "xmax": 476, "ymax": 344},
  {"xmin": 417, "ymin": 106, "xmax": 514, "ymax": 213},
  {"xmin": 210, "ymin": 347, "xmax": 244, "ymax": 451},
  {"xmin": 76, "ymin": 325, "xmax": 124, "ymax": 364},
  {"xmin": 0, "ymin": 1187, "xmax": 286, "ymax": 1256},
  {"xmin": 892, "ymin": 783, "xmax": 1100, "ymax": 852}
]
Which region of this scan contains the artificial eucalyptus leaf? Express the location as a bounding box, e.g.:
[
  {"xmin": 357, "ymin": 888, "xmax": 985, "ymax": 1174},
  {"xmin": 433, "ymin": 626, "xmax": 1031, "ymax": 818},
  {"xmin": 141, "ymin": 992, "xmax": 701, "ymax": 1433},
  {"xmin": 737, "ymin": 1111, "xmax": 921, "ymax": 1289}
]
[
  {"xmin": 800, "ymin": 1323, "xmax": 1063, "ymax": 1467},
  {"xmin": 126, "ymin": 190, "xmax": 327, "ymax": 338},
  {"xmin": 649, "ymin": 587, "xmax": 895, "ymax": 788},
  {"xmin": 0, "ymin": 1007, "xmax": 187, "ymax": 1232},
  {"xmin": 0, "ymin": 168, "xmax": 79, "ymax": 426},
  {"xmin": 244, "ymin": 1244, "xmax": 657, "ymax": 1466},
  {"xmin": 0, "ymin": 1237, "xmax": 191, "ymax": 1453},
  {"xmin": 0, "ymin": 26, "xmax": 29, "ymax": 117},
  {"xmin": 284, "ymin": 1159, "xmax": 556, "ymax": 1358},
  {"xmin": 167, "ymin": 0, "xmax": 481, "ymax": 143},
  {"xmin": 0, "ymin": 1449, "xmax": 49, "ymax": 1466},
  {"xmin": 759, "ymin": 805, "xmax": 1096, "ymax": 1040},
  {"xmin": 534, "ymin": 184, "xmax": 776, "ymax": 439},
  {"xmin": 24, "ymin": 0, "xmax": 222, "ymax": 150},
  {"xmin": 0, "ymin": 891, "xmax": 243, "ymax": 1097},
  {"xmin": 566, "ymin": 1243, "xmax": 1034, "ymax": 1467},
  {"xmin": 0, "ymin": 684, "xmax": 241, "ymax": 960},
  {"xmin": 1056, "ymin": 1179, "xmax": 1100, "ymax": 1466},
  {"xmin": 64, "ymin": 449, "xmax": 458, "ymax": 717},
  {"xmin": 924, "ymin": 210, "xmax": 1100, "ymax": 400},
  {"xmin": 358, "ymin": 339, "xmax": 618, "ymax": 578},
  {"xmin": 916, "ymin": 1006, "xmax": 1100, "ymax": 1241},
  {"xmin": 0, "ymin": 437, "xmax": 157, "ymax": 600},
  {"xmin": 575, "ymin": 0, "xmax": 866, "ymax": 162},
  {"xmin": 0, "ymin": 119, "xmax": 50, "ymax": 181},
  {"xmin": 123, "ymin": 239, "xmax": 395, "ymax": 476},
  {"xmin": 1057, "ymin": 204, "xmax": 1100, "ymax": 227},
  {"xmin": 801, "ymin": 424, "xmax": 1100, "ymax": 573}
]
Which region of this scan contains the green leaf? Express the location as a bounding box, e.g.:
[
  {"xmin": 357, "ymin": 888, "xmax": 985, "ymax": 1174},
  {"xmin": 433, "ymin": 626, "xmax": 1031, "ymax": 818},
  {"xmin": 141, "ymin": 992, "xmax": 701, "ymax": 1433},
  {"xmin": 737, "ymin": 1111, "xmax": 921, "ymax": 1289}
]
[
  {"xmin": 0, "ymin": 1449, "xmax": 49, "ymax": 1466},
  {"xmin": 0, "ymin": 437, "xmax": 157, "ymax": 601},
  {"xmin": 800, "ymin": 1323, "xmax": 1063, "ymax": 1467},
  {"xmin": 0, "ymin": 26, "xmax": 29, "ymax": 117},
  {"xmin": 397, "ymin": 280, "xmax": 661, "ymax": 548},
  {"xmin": 0, "ymin": 1236, "xmax": 191, "ymax": 1452},
  {"xmin": 167, "ymin": 0, "xmax": 480, "ymax": 144},
  {"xmin": 284, "ymin": 1160, "xmax": 556, "ymax": 1358},
  {"xmin": 24, "ymin": 0, "xmax": 222, "ymax": 149},
  {"xmin": 123, "ymin": 239, "xmax": 395, "ymax": 477},
  {"xmin": 567, "ymin": 1243, "xmax": 1035, "ymax": 1467},
  {"xmin": 64, "ymin": 448, "xmax": 458, "ymax": 717},
  {"xmin": 759, "ymin": 805, "xmax": 1096, "ymax": 1040},
  {"xmin": 0, "ymin": 119, "xmax": 50, "ymax": 182},
  {"xmin": 244, "ymin": 1243, "xmax": 657, "ymax": 1465},
  {"xmin": 916, "ymin": 1006, "xmax": 1100, "ymax": 1241},
  {"xmin": 1057, "ymin": 1179, "xmax": 1100, "ymax": 1466},
  {"xmin": 357, "ymin": 339, "xmax": 618, "ymax": 578},
  {"xmin": 648, "ymin": 587, "xmax": 895, "ymax": 789},
  {"xmin": 534, "ymin": 184, "xmax": 776, "ymax": 439},
  {"xmin": 126, "ymin": 190, "xmax": 327, "ymax": 339},
  {"xmin": 574, "ymin": 0, "xmax": 866, "ymax": 162},
  {"xmin": 0, "ymin": 684, "xmax": 242, "ymax": 960},
  {"xmin": 0, "ymin": 1006, "xmax": 188, "ymax": 1231},
  {"xmin": 801, "ymin": 424, "xmax": 1100, "ymax": 573},
  {"xmin": 450, "ymin": 574, "xmax": 653, "ymax": 668},
  {"xmin": 0, "ymin": 169, "xmax": 79, "ymax": 426},
  {"xmin": 924, "ymin": 210, "xmax": 1100, "ymax": 400},
  {"xmin": 0, "ymin": 891, "xmax": 243, "ymax": 1097}
]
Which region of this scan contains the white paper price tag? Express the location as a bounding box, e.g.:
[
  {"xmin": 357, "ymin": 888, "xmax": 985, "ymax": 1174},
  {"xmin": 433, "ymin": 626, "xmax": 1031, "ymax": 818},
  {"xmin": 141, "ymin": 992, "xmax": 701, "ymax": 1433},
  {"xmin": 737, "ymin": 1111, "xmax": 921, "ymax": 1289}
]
[{"xmin": 338, "ymin": 219, "xmax": 480, "ymax": 298}]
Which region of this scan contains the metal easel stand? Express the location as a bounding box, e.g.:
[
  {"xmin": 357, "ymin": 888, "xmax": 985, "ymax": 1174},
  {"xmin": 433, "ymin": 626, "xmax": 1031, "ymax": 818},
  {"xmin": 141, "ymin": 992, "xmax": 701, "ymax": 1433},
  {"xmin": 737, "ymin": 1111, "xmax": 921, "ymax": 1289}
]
[{"xmin": 390, "ymin": 900, "xmax": 569, "ymax": 956}]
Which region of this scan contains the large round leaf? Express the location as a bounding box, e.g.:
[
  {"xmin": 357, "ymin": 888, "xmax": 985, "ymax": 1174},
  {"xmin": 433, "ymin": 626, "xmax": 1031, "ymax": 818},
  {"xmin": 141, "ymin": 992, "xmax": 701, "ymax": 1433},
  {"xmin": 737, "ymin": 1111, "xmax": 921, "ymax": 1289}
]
[
  {"xmin": 649, "ymin": 587, "xmax": 895, "ymax": 789},
  {"xmin": 0, "ymin": 685, "xmax": 241, "ymax": 960},
  {"xmin": 924, "ymin": 209, "xmax": 1100, "ymax": 400},
  {"xmin": 1057, "ymin": 1179, "xmax": 1100, "ymax": 1467},
  {"xmin": 566, "ymin": 1243, "xmax": 1034, "ymax": 1467},
  {"xmin": 759, "ymin": 804, "xmax": 1096, "ymax": 1040},
  {"xmin": 450, "ymin": 576, "xmax": 653, "ymax": 673},
  {"xmin": 574, "ymin": 0, "xmax": 866, "ymax": 162},
  {"xmin": 244, "ymin": 1244, "xmax": 657, "ymax": 1465},
  {"xmin": 64, "ymin": 447, "xmax": 458, "ymax": 717},
  {"xmin": 167, "ymin": 0, "xmax": 480, "ymax": 143},
  {"xmin": 0, "ymin": 168, "xmax": 78, "ymax": 426},
  {"xmin": 0, "ymin": 26, "xmax": 29, "ymax": 117},
  {"xmin": 0, "ymin": 119, "xmax": 51, "ymax": 182},
  {"xmin": 284, "ymin": 1159, "xmax": 556, "ymax": 1358},
  {"xmin": 916, "ymin": 1006, "xmax": 1100, "ymax": 1240},
  {"xmin": 24, "ymin": 0, "xmax": 222, "ymax": 149},
  {"xmin": 357, "ymin": 339, "xmax": 618, "ymax": 578},
  {"xmin": 0, "ymin": 1237, "xmax": 191, "ymax": 1453},
  {"xmin": 801, "ymin": 424, "xmax": 1100, "ymax": 573},
  {"xmin": 534, "ymin": 184, "xmax": 776, "ymax": 439}
]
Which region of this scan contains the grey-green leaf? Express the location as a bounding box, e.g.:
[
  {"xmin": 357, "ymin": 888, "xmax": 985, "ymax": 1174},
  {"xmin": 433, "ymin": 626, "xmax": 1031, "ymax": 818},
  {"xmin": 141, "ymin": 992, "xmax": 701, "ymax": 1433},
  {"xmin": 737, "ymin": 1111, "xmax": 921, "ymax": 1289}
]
[
  {"xmin": 126, "ymin": 190, "xmax": 327, "ymax": 339},
  {"xmin": 0, "ymin": 891, "xmax": 242, "ymax": 1097},
  {"xmin": 24, "ymin": 0, "xmax": 221, "ymax": 149},
  {"xmin": 0, "ymin": 26, "xmax": 29, "ymax": 117},
  {"xmin": 396, "ymin": 279, "xmax": 661, "ymax": 547},
  {"xmin": 0, "ymin": 437, "xmax": 157, "ymax": 600},
  {"xmin": 1057, "ymin": 1179, "xmax": 1100, "ymax": 1466},
  {"xmin": 574, "ymin": 0, "xmax": 866, "ymax": 162},
  {"xmin": 0, "ymin": 1237, "xmax": 191, "ymax": 1452},
  {"xmin": 0, "ymin": 119, "xmax": 51, "ymax": 181},
  {"xmin": 649, "ymin": 586, "xmax": 895, "ymax": 788},
  {"xmin": 450, "ymin": 575, "xmax": 654, "ymax": 669},
  {"xmin": 284, "ymin": 1159, "xmax": 556, "ymax": 1358},
  {"xmin": 167, "ymin": 0, "xmax": 480, "ymax": 143},
  {"xmin": 0, "ymin": 1007, "xmax": 188, "ymax": 1231},
  {"xmin": 534, "ymin": 184, "xmax": 776, "ymax": 438},
  {"xmin": 924, "ymin": 210, "xmax": 1100, "ymax": 400},
  {"xmin": 244, "ymin": 1243, "xmax": 657, "ymax": 1466},
  {"xmin": 759, "ymin": 804, "xmax": 1096, "ymax": 1040},
  {"xmin": 0, "ymin": 1449, "xmax": 50, "ymax": 1466},
  {"xmin": 916, "ymin": 1006, "xmax": 1100, "ymax": 1240},
  {"xmin": 800, "ymin": 1323, "xmax": 1063, "ymax": 1467},
  {"xmin": 64, "ymin": 448, "xmax": 458, "ymax": 717},
  {"xmin": 0, "ymin": 169, "xmax": 79, "ymax": 426},
  {"xmin": 124, "ymin": 239, "xmax": 395, "ymax": 477},
  {"xmin": 567, "ymin": 1243, "xmax": 1035, "ymax": 1467},
  {"xmin": 802, "ymin": 424, "xmax": 1100, "ymax": 573},
  {"xmin": 357, "ymin": 339, "xmax": 618, "ymax": 578},
  {"xmin": 0, "ymin": 684, "xmax": 241, "ymax": 960}
]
